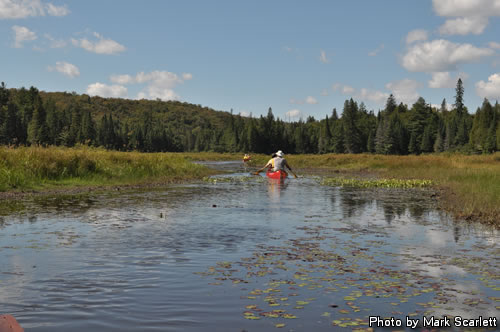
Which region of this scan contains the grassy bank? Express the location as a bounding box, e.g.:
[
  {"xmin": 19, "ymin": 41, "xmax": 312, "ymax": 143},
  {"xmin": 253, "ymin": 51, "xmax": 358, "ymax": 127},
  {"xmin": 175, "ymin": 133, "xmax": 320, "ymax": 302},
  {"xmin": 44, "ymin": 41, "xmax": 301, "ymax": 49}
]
[{"xmin": 0, "ymin": 146, "xmax": 215, "ymax": 192}]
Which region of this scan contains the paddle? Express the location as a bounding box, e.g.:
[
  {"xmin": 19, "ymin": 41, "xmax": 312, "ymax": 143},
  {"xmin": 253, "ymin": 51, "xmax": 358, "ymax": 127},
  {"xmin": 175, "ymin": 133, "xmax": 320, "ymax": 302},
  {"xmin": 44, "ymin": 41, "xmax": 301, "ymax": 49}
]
[
  {"xmin": 252, "ymin": 168, "xmax": 265, "ymax": 175},
  {"xmin": 288, "ymin": 169, "xmax": 298, "ymax": 179}
]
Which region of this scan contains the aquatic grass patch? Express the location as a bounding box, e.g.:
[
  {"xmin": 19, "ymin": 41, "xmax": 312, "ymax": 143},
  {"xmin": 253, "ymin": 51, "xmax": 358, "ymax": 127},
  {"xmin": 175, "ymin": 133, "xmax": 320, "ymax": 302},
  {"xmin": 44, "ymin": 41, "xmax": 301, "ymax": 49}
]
[
  {"xmin": 320, "ymin": 177, "xmax": 433, "ymax": 189},
  {"xmin": 203, "ymin": 175, "xmax": 265, "ymax": 184}
]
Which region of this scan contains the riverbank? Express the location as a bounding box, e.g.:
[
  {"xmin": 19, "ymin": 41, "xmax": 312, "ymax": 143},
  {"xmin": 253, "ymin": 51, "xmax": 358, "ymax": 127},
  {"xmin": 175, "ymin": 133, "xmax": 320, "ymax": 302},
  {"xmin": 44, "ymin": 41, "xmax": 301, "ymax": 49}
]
[
  {"xmin": 0, "ymin": 146, "xmax": 217, "ymax": 197},
  {"xmin": 1, "ymin": 148, "xmax": 498, "ymax": 226}
]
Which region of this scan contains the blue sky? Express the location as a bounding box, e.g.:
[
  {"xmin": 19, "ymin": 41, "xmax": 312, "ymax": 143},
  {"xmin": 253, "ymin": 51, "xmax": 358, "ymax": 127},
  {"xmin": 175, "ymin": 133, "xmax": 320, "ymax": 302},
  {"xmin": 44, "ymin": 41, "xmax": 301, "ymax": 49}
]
[{"xmin": 1, "ymin": 0, "xmax": 500, "ymax": 120}]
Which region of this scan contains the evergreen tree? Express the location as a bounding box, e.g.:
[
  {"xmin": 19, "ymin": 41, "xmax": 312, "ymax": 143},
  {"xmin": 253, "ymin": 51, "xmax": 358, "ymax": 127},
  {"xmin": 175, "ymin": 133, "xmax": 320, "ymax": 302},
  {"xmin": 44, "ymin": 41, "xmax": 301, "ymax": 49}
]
[
  {"xmin": 329, "ymin": 120, "xmax": 343, "ymax": 153},
  {"xmin": 420, "ymin": 125, "xmax": 433, "ymax": 153},
  {"xmin": 440, "ymin": 98, "xmax": 447, "ymax": 113},
  {"xmin": 444, "ymin": 120, "xmax": 456, "ymax": 151},
  {"xmin": 375, "ymin": 116, "xmax": 390, "ymax": 154},
  {"xmin": 0, "ymin": 82, "xmax": 9, "ymax": 107},
  {"xmin": 434, "ymin": 130, "xmax": 444, "ymax": 153},
  {"xmin": 80, "ymin": 111, "xmax": 96, "ymax": 145},
  {"xmin": 407, "ymin": 97, "xmax": 430, "ymax": 154},
  {"xmin": 0, "ymin": 103, "xmax": 19, "ymax": 145},
  {"xmin": 342, "ymin": 99, "xmax": 362, "ymax": 153},
  {"xmin": 455, "ymin": 78, "xmax": 464, "ymax": 115},
  {"xmin": 408, "ymin": 132, "xmax": 418, "ymax": 154},
  {"xmin": 27, "ymin": 103, "xmax": 48, "ymax": 145},
  {"xmin": 366, "ymin": 130, "xmax": 375, "ymax": 153},
  {"xmin": 385, "ymin": 94, "xmax": 397, "ymax": 114}
]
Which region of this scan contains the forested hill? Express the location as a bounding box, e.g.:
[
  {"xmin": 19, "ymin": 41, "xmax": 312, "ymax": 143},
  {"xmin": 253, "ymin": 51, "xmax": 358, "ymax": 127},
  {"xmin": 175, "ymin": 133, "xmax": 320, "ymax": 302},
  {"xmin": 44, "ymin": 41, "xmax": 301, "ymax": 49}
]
[{"xmin": 0, "ymin": 80, "xmax": 499, "ymax": 154}]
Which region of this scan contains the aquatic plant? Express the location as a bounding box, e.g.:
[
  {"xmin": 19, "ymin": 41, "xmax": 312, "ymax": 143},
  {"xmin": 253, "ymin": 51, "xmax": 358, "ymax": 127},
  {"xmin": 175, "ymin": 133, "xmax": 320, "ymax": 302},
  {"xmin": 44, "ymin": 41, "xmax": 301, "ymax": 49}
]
[
  {"xmin": 203, "ymin": 175, "xmax": 265, "ymax": 184},
  {"xmin": 320, "ymin": 177, "xmax": 433, "ymax": 189}
]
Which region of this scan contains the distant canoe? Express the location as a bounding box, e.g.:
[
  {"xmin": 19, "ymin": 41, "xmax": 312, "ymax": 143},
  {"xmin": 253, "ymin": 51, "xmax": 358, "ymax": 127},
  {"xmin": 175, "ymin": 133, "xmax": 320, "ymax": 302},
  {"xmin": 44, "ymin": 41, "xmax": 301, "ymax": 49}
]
[{"xmin": 266, "ymin": 170, "xmax": 287, "ymax": 179}]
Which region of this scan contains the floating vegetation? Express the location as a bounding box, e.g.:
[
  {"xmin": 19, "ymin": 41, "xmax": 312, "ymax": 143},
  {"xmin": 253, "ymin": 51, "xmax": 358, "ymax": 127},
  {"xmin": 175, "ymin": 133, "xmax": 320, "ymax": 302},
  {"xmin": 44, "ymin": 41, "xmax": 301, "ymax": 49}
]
[
  {"xmin": 203, "ymin": 175, "xmax": 265, "ymax": 184},
  {"xmin": 320, "ymin": 177, "xmax": 433, "ymax": 189},
  {"xmin": 195, "ymin": 222, "xmax": 499, "ymax": 328}
]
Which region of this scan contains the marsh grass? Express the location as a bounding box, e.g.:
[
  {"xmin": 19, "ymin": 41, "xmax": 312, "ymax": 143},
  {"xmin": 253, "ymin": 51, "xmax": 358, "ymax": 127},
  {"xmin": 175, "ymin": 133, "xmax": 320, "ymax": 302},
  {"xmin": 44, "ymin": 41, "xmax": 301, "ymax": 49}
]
[{"xmin": 0, "ymin": 146, "xmax": 214, "ymax": 192}]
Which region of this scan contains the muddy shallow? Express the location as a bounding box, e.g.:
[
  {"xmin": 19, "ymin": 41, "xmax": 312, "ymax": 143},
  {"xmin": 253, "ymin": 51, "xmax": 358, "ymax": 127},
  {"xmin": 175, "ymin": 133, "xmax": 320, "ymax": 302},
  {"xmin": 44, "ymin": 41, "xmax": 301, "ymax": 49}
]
[{"xmin": 0, "ymin": 161, "xmax": 498, "ymax": 331}]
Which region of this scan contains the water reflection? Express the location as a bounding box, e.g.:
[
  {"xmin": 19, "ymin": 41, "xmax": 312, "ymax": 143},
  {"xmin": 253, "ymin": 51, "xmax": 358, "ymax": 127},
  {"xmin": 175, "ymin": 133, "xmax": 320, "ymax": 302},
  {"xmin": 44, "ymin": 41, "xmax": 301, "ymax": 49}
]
[
  {"xmin": 0, "ymin": 170, "xmax": 498, "ymax": 332},
  {"xmin": 266, "ymin": 179, "xmax": 288, "ymax": 204}
]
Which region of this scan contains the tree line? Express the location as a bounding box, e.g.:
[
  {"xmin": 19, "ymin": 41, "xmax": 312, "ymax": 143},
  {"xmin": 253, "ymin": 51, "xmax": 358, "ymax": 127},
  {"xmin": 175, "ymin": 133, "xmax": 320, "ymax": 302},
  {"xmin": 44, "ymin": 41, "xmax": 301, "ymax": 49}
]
[{"xmin": 0, "ymin": 79, "xmax": 498, "ymax": 154}]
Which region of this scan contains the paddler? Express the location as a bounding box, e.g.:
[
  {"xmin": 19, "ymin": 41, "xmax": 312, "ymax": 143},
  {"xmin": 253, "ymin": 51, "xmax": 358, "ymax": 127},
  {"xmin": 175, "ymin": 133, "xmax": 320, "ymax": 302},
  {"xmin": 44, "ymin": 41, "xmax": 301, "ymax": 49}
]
[
  {"xmin": 243, "ymin": 154, "xmax": 251, "ymax": 162},
  {"xmin": 254, "ymin": 150, "xmax": 297, "ymax": 178}
]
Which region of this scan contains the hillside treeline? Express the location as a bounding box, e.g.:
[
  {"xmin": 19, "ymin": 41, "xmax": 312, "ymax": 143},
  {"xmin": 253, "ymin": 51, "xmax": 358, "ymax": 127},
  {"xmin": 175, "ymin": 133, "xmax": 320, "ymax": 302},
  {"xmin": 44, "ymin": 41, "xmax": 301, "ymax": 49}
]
[{"xmin": 0, "ymin": 79, "xmax": 498, "ymax": 154}]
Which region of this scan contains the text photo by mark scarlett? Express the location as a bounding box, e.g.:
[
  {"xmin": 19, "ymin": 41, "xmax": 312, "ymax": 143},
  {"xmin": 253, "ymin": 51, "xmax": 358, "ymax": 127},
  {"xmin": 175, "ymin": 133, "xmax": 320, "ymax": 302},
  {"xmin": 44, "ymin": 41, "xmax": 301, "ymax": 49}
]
[{"xmin": 369, "ymin": 315, "xmax": 498, "ymax": 329}]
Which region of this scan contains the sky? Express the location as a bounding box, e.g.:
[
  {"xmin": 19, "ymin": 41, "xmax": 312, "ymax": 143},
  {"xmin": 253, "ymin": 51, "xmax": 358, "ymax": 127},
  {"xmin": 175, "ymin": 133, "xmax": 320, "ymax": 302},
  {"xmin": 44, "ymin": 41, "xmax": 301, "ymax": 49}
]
[{"xmin": 1, "ymin": 0, "xmax": 500, "ymax": 120}]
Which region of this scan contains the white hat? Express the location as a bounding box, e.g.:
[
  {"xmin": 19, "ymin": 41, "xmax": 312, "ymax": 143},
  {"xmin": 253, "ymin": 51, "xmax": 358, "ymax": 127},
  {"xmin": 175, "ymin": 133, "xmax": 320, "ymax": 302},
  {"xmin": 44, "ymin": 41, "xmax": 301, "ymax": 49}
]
[{"xmin": 276, "ymin": 150, "xmax": 284, "ymax": 157}]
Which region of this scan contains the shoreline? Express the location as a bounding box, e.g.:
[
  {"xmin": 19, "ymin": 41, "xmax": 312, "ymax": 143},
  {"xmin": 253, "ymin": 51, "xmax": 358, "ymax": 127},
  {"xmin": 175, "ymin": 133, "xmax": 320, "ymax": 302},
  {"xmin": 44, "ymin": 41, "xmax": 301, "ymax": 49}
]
[{"xmin": 1, "ymin": 165, "xmax": 497, "ymax": 228}]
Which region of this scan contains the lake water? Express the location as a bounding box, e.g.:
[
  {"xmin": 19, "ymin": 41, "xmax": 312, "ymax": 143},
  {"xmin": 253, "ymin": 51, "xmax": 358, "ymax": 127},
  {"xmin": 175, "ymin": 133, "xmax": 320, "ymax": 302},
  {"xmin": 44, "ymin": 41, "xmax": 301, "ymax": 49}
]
[{"xmin": 0, "ymin": 161, "xmax": 498, "ymax": 331}]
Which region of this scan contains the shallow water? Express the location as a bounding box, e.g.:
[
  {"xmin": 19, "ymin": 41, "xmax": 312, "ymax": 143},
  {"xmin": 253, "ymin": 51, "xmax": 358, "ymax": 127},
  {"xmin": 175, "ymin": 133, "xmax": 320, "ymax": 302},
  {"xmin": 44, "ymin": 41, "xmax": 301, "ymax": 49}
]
[{"xmin": 0, "ymin": 162, "xmax": 498, "ymax": 331}]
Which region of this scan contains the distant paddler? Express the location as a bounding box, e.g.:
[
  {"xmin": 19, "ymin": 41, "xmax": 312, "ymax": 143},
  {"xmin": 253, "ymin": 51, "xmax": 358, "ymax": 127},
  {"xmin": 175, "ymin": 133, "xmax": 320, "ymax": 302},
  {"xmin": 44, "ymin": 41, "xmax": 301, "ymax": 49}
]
[{"xmin": 243, "ymin": 154, "xmax": 251, "ymax": 163}]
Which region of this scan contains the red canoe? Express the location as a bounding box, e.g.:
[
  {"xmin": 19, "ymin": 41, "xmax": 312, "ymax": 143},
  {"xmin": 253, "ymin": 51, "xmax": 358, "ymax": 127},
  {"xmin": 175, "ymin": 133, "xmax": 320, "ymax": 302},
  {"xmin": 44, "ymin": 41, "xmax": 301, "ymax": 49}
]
[{"xmin": 266, "ymin": 170, "xmax": 288, "ymax": 179}]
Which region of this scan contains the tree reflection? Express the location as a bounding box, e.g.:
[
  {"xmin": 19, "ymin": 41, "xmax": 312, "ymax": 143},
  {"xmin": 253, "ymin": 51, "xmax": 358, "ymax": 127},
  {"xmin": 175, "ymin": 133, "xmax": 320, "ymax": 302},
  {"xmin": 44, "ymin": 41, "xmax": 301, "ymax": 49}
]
[{"xmin": 338, "ymin": 188, "xmax": 436, "ymax": 225}]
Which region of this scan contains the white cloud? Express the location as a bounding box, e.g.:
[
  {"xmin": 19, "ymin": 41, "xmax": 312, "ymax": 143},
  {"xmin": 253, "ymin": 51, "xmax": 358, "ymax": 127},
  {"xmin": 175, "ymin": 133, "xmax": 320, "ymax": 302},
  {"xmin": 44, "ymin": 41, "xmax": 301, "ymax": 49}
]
[
  {"xmin": 406, "ymin": 29, "xmax": 428, "ymax": 44},
  {"xmin": 12, "ymin": 25, "xmax": 36, "ymax": 48},
  {"xmin": 368, "ymin": 44, "xmax": 384, "ymax": 56},
  {"xmin": 86, "ymin": 83, "xmax": 128, "ymax": 98},
  {"xmin": 290, "ymin": 96, "xmax": 318, "ymax": 105},
  {"xmin": 433, "ymin": 0, "xmax": 500, "ymax": 17},
  {"xmin": 357, "ymin": 88, "xmax": 389, "ymax": 105},
  {"xmin": 342, "ymin": 85, "xmax": 355, "ymax": 95},
  {"xmin": 319, "ymin": 50, "xmax": 329, "ymax": 63},
  {"xmin": 402, "ymin": 39, "xmax": 494, "ymax": 72},
  {"xmin": 333, "ymin": 83, "xmax": 388, "ymax": 105},
  {"xmin": 431, "ymin": 103, "xmax": 453, "ymax": 111},
  {"xmin": 45, "ymin": 2, "xmax": 68, "ymax": 16},
  {"xmin": 475, "ymin": 73, "xmax": 500, "ymax": 99},
  {"xmin": 43, "ymin": 33, "xmax": 66, "ymax": 48},
  {"xmin": 0, "ymin": 0, "xmax": 69, "ymax": 19},
  {"xmin": 109, "ymin": 70, "xmax": 192, "ymax": 101},
  {"xmin": 286, "ymin": 109, "xmax": 302, "ymax": 119},
  {"xmin": 433, "ymin": 0, "xmax": 500, "ymax": 36},
  {"xmin": 490, "ymin": 42, "xmax": 500, "ymax": 49},
  {"xmin": 110, "ymin": 74, "xmax": 134, "ymax": 84},
  {"xmin": 439, "ymin": 16, "xmax": 488, "ymax": 35},
  {"xmin": 331, "ymin": 83, "xmax": 341, "ymax": 91},
  {"xmin": 428, "ymin": 71, "xmax": 468, "ymax": 88},
  {"xmin": 385, "ymin": 79, "xmax": 420, "ymax": 105},
  {"xmin": 239, "ymin": 111, "xmax": 250, "ymax": 117},
  {"xmin": 47, "ymin": 61, "xmax": 79, "ymax": 78},
  {"xmin": 71, "ymin": 32, "xmax": 125, "ymax": 55},
  {"xmin": 306, "ymin": 96, "xmax": 318, "ymax": 104}
]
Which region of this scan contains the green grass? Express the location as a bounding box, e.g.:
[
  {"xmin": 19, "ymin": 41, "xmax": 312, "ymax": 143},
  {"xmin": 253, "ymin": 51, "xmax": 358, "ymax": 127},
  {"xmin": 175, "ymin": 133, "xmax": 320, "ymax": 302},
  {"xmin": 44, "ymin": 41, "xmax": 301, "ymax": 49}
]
[{"xmin": 0, "ymin": 146, "xmax": 215, "ymax": 192}]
